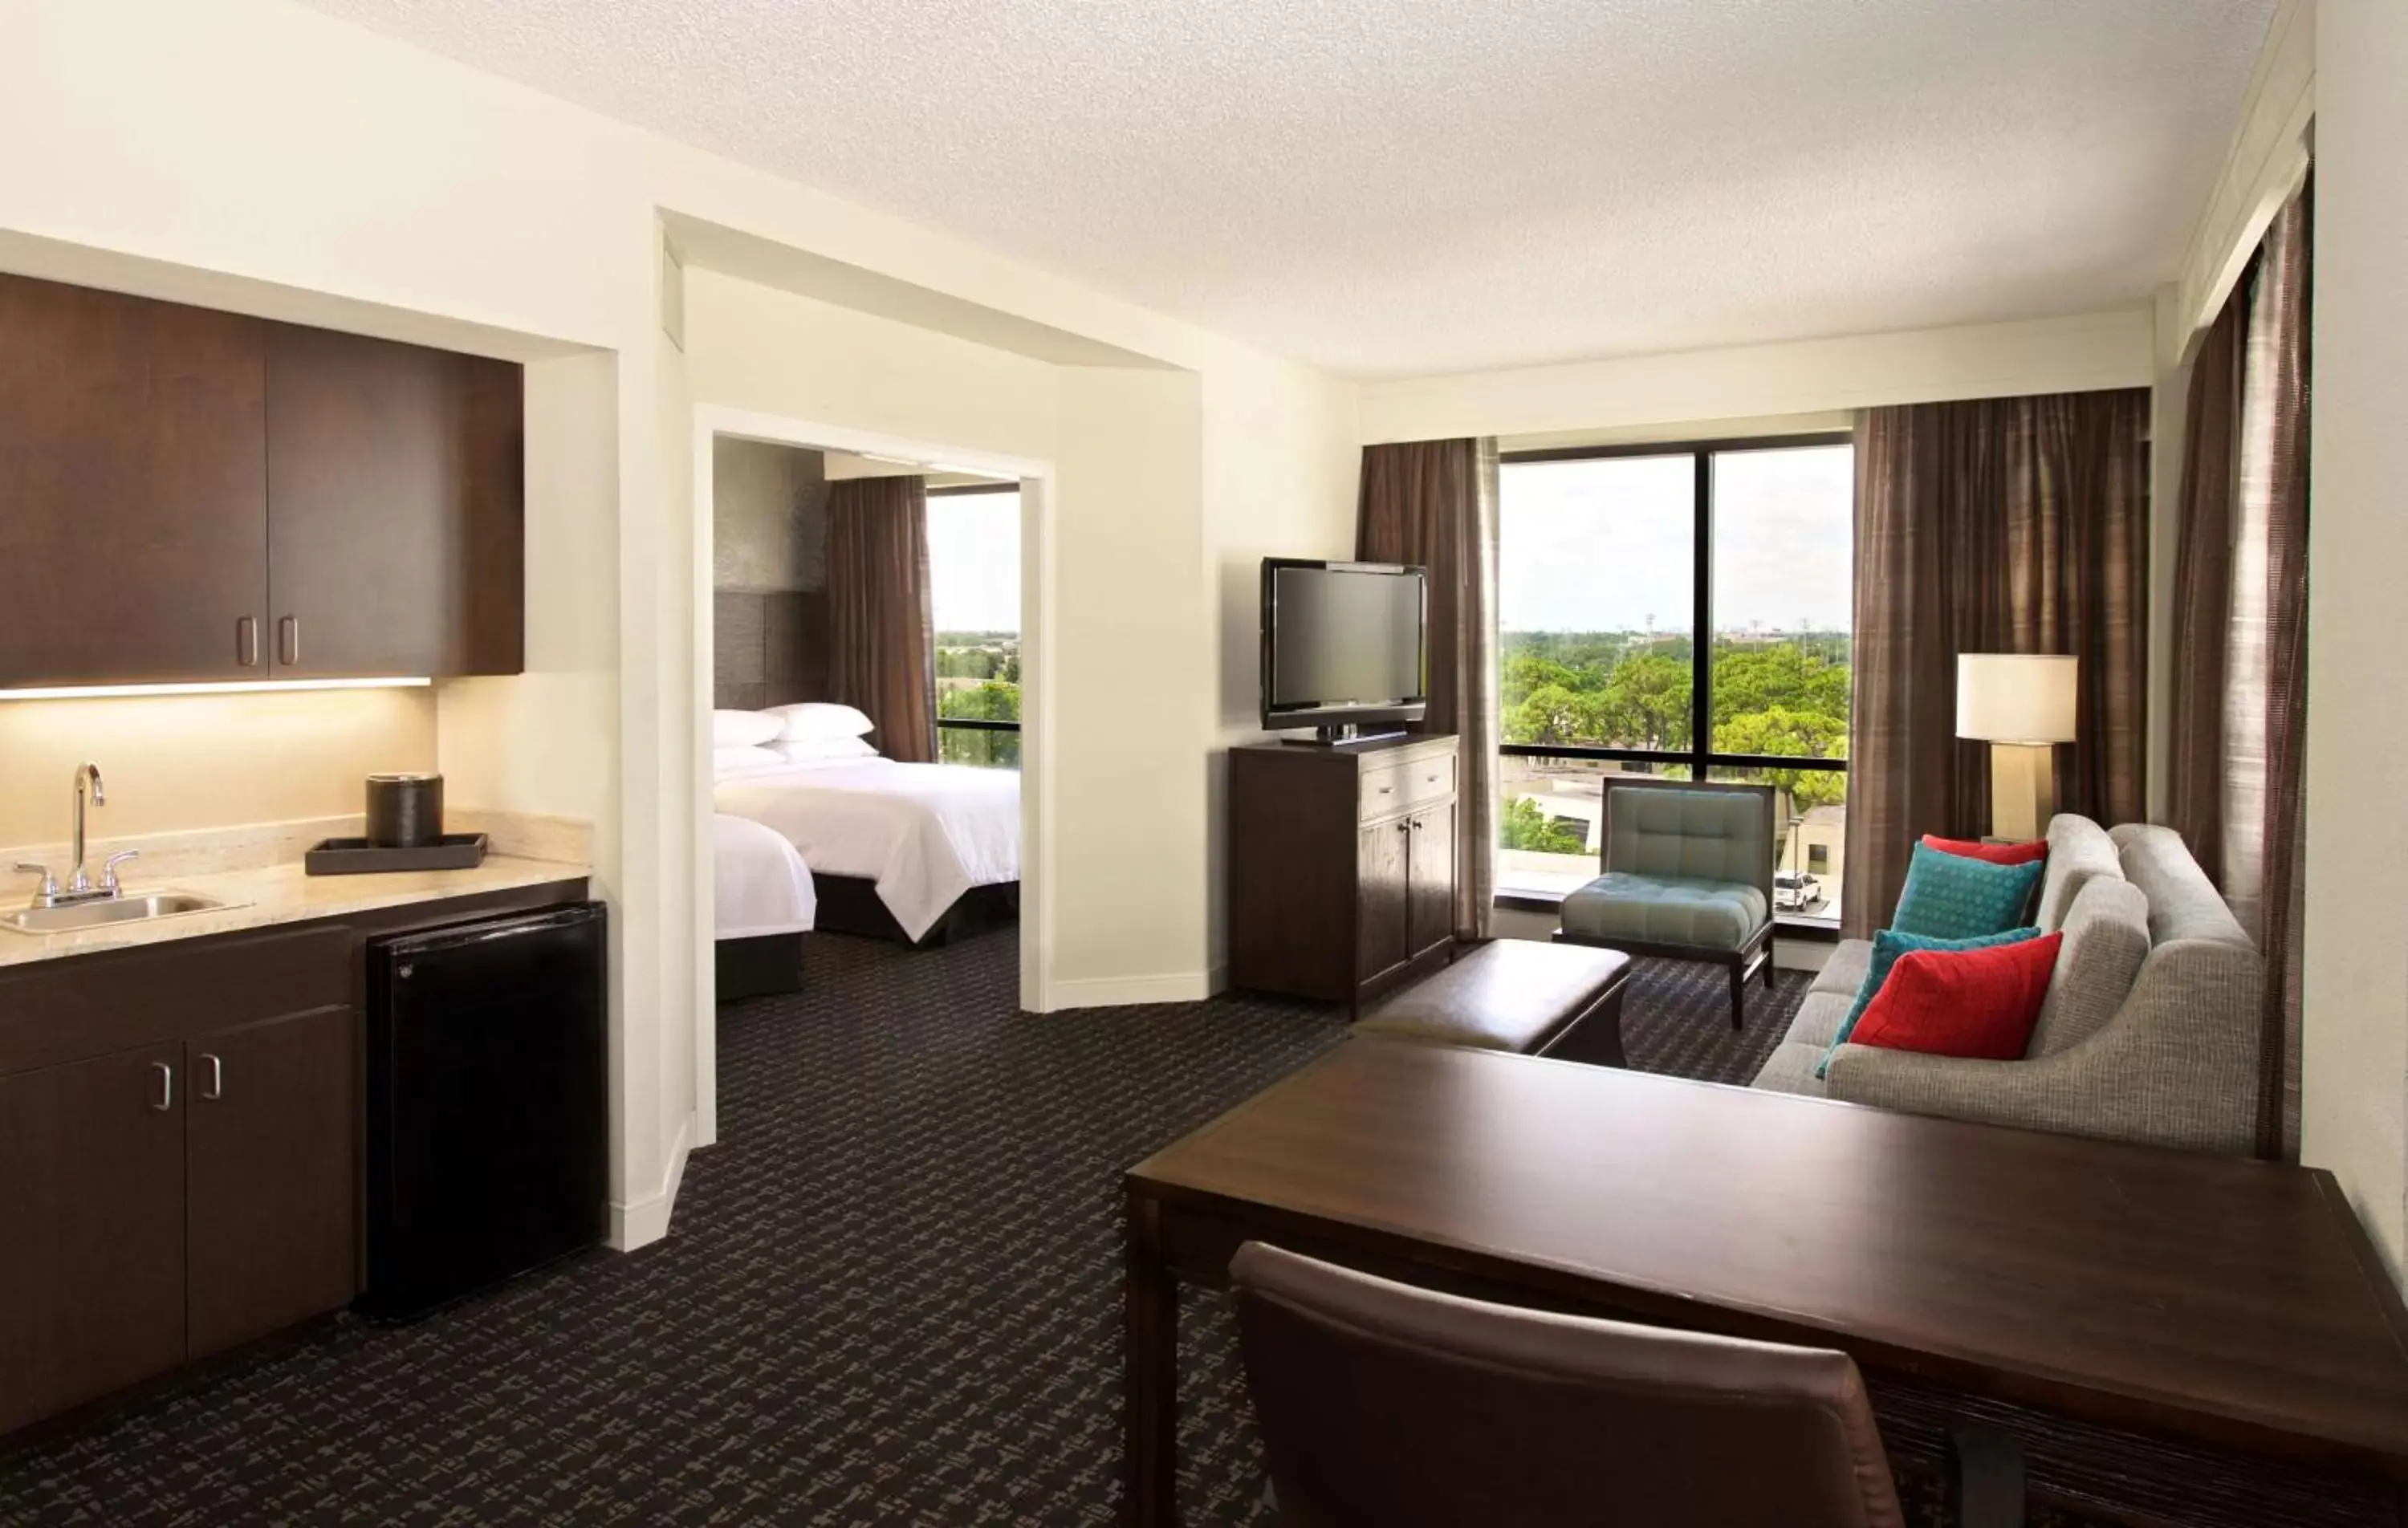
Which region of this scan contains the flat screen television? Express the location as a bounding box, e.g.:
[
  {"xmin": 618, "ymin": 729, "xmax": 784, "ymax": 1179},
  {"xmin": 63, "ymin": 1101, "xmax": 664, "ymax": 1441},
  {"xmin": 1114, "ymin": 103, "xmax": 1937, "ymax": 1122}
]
[{"xmin": 1259, "ymin": 559, "xmax": 1428, "ymax": 742}]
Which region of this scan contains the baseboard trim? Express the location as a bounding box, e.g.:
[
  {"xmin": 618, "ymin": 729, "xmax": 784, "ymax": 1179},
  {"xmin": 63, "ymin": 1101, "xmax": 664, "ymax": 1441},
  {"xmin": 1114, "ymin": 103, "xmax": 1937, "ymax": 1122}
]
[
  {"xmin": 608, "ymin": 1112, "xmax": 692, "ymax": 1251},
  {"xmin": 1044, "ymin": 969, "xmax": 1217, "ymax": 1009}
]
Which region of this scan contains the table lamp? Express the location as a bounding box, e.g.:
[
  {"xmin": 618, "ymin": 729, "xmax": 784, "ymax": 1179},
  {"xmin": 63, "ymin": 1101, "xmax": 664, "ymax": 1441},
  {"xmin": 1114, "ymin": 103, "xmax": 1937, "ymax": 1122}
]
[{"xmin": 1955, "ymin": 654, "xmax": 2078, "ymax": 842}]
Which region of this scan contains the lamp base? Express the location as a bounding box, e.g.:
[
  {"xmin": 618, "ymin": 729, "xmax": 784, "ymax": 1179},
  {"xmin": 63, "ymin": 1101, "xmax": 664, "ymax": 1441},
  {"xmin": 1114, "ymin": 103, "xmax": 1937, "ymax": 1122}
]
[{"xmin": 1988, "ymin": 743, "xmax": 2058, "ymax": 843}]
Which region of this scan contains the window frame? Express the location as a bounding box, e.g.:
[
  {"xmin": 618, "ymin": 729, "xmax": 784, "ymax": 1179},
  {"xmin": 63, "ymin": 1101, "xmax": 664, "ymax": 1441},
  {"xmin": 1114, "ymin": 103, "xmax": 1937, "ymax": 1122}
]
[
  {"xmin": 925, "ymin": 480, "xmax": 1023, "ymax": 755},
  {"xmin": 1495, "ymin": 432, "xmax": 1853, "ymax": 783}
]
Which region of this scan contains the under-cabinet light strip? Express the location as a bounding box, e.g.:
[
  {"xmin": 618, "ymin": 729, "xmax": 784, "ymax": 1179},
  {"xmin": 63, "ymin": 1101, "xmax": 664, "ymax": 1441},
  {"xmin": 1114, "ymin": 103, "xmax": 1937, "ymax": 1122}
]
[{"xmin": 0, "ymin": 677, "xmax": 433, "ymax": 701}]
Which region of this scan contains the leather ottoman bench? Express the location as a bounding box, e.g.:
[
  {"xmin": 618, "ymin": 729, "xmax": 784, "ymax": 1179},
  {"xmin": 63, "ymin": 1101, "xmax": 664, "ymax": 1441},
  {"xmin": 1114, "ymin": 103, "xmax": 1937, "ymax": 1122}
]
[{"xmin": 1354, "ymin": 940, "xmax": 1633, "ymax": 1067}]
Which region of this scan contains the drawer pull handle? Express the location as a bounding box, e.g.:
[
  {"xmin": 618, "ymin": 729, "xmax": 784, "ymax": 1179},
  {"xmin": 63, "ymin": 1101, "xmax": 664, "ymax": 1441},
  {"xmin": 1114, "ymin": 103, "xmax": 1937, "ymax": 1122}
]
[
  {"xmin": 1377, "ymin": 786, "xmax": 1393, "ymax": 795},
  {"xmin": 149, "ymin": 1062, "xmax": 173, "ymax": 1112},
  {"xmin": 199, "ymin": 1053, "xmax": 224, "ymax": 1102},
  {"xmin": 1425, "ymin": 774, "xmax": 1438, "ymax": 783}
]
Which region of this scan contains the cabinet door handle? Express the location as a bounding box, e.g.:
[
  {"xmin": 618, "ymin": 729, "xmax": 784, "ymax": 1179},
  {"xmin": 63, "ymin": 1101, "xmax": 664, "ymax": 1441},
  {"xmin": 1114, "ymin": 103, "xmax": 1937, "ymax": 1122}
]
[
  {"xmin": 278, "ymin": 616, "xmax": 300, "ymax": 666},
  {"xmin": 238, "ymin": 616, "xmax": 260, "ymax": 668},
  {"xmin": 199, "ymin": 1053, "xmax": 224, "ymax": 1101},
  {"xmin": 1411, "ymin": 818, "xmax": 1424, "ymax": 831},
  {"xmin": 149, "ymin": 1062, "xmax": 173, "ymax": 1112}
]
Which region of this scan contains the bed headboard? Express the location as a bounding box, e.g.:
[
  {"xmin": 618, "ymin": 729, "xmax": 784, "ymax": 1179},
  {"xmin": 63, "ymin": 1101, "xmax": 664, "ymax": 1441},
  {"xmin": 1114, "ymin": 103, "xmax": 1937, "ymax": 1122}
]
[{"xmin": 714, "ymin": 589, "xmax": 829, "ymax": 711}]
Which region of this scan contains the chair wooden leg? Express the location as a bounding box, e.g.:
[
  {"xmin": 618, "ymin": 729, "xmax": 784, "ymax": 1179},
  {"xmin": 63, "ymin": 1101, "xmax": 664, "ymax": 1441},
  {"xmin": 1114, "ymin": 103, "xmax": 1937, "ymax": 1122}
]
[{"xmin": 1729, "ymin": 960, "xmax": 1745, "ymax": 1030}]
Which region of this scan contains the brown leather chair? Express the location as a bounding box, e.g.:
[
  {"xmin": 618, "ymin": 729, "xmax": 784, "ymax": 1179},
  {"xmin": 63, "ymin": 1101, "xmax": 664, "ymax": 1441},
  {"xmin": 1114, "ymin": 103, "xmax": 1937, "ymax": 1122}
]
[{"xmin": 1230, "ymin": 1242, "xmax": 2015, "ymax": 1528}]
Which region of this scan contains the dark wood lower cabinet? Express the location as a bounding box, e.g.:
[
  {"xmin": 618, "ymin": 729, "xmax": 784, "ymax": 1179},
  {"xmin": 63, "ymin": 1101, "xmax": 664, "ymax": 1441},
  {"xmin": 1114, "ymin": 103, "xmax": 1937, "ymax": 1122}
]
[
  {"xmin": 0, "ymin": 1044, "xmax": 189, "ymax": 1437},
  {"xmin": 186, "ymin": 1004, "xmax": 359, "ymax": 1360},
  {"xmin": 1356, "ymin": 817, "xmax": 1412, "ymax": 987},
  {"xmin": 1406, "ymin": 802, "xmax": 1456, "ymax": 957}
]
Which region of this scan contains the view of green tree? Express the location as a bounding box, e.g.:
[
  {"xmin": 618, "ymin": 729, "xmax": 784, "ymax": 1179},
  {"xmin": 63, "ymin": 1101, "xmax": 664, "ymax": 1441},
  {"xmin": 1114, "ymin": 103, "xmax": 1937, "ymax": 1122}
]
[
  {"xmin": 1499, "ymin": 795, "xmax": 1588, "ymax": 856},
  {"xmin": 1500, "ymin": 632, "xmax": 1847, "ymax": 770},
  {"xmin": 935, "ymin": 638, "xmax": 1021, "ymax": 768}
]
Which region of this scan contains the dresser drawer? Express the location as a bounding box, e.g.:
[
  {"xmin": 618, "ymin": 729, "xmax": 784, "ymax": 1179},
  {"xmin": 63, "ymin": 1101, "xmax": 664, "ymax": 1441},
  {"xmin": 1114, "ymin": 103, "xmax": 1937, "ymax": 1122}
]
[{"xmin": 1360, "ymin": 752, "xmax": 1454, "ymax": 821}]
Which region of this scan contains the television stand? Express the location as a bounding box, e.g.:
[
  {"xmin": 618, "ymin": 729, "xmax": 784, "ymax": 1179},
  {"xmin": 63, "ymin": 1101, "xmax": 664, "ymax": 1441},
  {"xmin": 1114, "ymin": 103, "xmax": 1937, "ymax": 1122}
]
[
  {"xmin": 1284, "ymin": 722, "xmax": 1409, "ymax": 746},
  {"xmin": 1227, "ymin": 734, "xmax": 1459, "ymax": 1012}
]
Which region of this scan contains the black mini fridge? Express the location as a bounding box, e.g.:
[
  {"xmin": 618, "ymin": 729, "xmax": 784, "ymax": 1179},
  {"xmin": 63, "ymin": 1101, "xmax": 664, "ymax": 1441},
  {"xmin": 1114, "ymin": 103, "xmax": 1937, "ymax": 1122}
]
[{"xmin": 362, "ymin": 902, "xmax": 608, "ymax": 1319}]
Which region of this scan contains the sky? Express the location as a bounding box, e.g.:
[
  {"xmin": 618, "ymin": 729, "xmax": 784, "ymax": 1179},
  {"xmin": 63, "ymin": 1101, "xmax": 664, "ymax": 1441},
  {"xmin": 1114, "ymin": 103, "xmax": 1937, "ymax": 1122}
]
[
  {"xmin": 927, "ymin": 490, "xmax": 1022, "ymax": 633},
  {"xmin": 1499, "ymin": 445, "xmax": 1853, "ymax": 633}
]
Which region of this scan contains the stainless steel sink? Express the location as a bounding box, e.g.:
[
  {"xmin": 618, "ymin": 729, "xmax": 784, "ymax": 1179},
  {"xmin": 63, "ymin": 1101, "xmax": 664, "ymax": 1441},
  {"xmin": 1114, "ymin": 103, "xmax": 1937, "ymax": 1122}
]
[{"xmin": 0, "ymin": 892, "xmax": 230, "ymax": 936}]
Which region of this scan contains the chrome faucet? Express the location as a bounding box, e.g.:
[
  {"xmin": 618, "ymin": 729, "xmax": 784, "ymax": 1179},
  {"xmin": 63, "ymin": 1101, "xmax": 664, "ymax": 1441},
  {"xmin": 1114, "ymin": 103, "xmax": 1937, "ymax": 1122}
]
[{"xmin": 12, "ymin": 762, "xmax": 137, "ymax": 909}]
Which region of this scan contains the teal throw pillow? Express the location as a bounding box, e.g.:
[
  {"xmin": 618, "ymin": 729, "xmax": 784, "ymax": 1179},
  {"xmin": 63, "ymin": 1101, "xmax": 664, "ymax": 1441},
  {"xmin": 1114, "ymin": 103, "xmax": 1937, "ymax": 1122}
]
[
  {"xmin": 1816, "ymin": 925, "xmax": 2040, "ymax": 1077},
  {"xmin": 1890, "ymin": 842, "xmax": 2045, "ymax": 941}
]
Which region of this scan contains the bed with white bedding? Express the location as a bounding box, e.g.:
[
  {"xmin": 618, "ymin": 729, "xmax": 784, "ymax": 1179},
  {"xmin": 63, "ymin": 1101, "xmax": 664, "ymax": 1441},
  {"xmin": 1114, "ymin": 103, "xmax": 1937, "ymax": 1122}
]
[
  {"xmin": 713, "ymin": 813, "xmax": 817, "ymax": 998},
  {"xmin": 714, "ymin": 754, "xmax": 1019, "ymax": 945},
  {"xmin": 714, "ymin": 814, "xmax": 817, "ymax": 939}
]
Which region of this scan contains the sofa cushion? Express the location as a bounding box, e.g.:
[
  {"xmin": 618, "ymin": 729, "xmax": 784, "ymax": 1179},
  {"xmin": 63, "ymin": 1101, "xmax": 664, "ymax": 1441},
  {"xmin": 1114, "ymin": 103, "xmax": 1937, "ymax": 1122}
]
[
  {"xmin": 2033, "ymin": 814, "xmax": 2123, "ymax": 932},
  {"xmin": 1923, "ymin": 834, "xmax": 2048, "ymax": 866},
  {"xmin": 1749, "ymin": 1041, "xmax": 1832, "ymax": 1098},
  {"xmin": 1849, "ymin": 933, "xmax": 2063, "ymax": 1063},
  {"xmin": 1784, "ymin": 990, "xmax": 1858, "ymax": 1051},
  {"xmin": 2026, "ymin": 878, "xmax": 2152, "ymax": 1056},
  {"xmin": 1809, "ymin": 940, "xmax": 1873, "ymax": 1000},
  {"xmin": 1561, "ymin": 872, "xmax": 1767, "ymax": 951},
  {"xmin": 1892, "ymin": 843, "xmax": 2044, "ymax": 941},
  {"xmin": 1818, "ymin": 924, "xmax": 2040, "ymax": 1077},
  {"xmin": 1605, "ymin": 786, "xmax": 1770, "ymax": 888}
]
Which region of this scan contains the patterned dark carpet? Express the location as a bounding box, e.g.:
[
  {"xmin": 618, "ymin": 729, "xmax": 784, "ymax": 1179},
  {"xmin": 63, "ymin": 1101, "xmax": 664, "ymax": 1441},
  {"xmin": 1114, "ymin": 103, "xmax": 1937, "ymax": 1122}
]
[{"xmin": 0, "ymin": 934, "xmax": 2056, "ymax": 1526}]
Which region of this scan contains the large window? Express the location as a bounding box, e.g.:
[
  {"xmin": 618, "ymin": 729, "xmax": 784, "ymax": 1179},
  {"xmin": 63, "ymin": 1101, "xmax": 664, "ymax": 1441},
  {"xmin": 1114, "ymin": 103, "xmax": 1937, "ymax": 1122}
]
[
  {"xmin": 926, "ymin": 482, "xmax": 1021, "ymax": 769},
  {"xmin": 1497, "ymin": 438, "xmax": 1852, "ymax": 926}
]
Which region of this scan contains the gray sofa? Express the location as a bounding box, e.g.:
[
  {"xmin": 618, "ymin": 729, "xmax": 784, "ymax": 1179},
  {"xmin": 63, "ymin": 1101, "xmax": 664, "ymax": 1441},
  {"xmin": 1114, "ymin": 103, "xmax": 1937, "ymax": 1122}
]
[{"xmin": 1751, "ymin": 815, "xmax": 2264, "ymax": 1156}]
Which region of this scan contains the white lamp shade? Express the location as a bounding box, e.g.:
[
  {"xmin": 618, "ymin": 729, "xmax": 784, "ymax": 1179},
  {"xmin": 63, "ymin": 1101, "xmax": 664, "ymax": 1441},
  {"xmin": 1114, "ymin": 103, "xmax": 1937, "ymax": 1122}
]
[{"xmin": 1955, "ymin": 654, "xmax": 2078, "ymax": 743}]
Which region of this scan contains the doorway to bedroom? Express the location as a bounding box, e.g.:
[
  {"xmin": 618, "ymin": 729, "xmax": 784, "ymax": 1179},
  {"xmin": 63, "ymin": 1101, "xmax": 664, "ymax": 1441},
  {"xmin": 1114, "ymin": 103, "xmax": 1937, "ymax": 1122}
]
[{"xmin": 695, "ymin": 412, "xmax": 1049, "ymax": 1149}]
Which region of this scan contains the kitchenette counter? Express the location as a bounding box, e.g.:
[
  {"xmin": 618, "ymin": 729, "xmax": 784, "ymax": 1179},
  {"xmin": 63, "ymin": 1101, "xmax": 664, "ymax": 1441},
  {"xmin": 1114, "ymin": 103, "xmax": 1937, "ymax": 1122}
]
[{"xmin": 0, "ymin": 853, "xmax": 590, "ymax": 968}]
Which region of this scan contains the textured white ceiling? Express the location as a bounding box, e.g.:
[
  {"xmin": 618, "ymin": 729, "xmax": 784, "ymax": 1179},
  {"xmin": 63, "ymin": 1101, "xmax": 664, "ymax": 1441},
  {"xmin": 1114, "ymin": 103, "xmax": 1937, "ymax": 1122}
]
[{"xmin": 291, "ymin": 0, "xmax": 2276, "ymax": 379}]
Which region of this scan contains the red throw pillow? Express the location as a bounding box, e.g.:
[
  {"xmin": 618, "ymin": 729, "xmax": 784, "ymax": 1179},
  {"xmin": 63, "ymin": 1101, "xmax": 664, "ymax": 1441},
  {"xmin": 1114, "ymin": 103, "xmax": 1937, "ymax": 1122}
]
[
  {"xmin": 1922, "ymin": 833, "xmax": 2047, "ymax": 867},
  {"xmin": 1846, "ymin": 933, "xmax": 2062, "ymax": 1063}
]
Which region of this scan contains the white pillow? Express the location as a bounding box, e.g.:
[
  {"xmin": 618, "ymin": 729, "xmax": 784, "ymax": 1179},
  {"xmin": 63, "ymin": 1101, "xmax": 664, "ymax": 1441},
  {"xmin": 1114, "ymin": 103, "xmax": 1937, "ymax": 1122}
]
[
  {"xmin": 763, "ymin": 702, "xmax": 876, "ymax": 742},
  {"xmin": 714, "ymin": 745, "xmax": 788, "ymax": 777},
  {"xmin": 777, "ymin": 735, "xmax": 878, "ymax": 764},
  {"xmin": 713, "ymin": 709, "xmax": 783, "ymax": 749}
]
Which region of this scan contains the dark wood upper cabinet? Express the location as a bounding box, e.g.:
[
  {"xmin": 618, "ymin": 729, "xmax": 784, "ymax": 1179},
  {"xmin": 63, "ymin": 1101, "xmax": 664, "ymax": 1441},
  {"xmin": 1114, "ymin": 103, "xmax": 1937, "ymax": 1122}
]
[
  {"xmin": 0, "ymin": 274, "xmax": 523, "ymax": 689},
  {"xmin": 266, "ymin": 323, "xmax": 524, "ymax": 678},
  {"xmin": 0, "ymin": 273, "xmax": 269, "ymax": 686},
  {"xmin": 0, "ymin": 1043, "xmax": 189, "ymax": 1437},
  {"xmin": 185, "ymin": 1002, "xmax": 360, "ymax": 1361}
]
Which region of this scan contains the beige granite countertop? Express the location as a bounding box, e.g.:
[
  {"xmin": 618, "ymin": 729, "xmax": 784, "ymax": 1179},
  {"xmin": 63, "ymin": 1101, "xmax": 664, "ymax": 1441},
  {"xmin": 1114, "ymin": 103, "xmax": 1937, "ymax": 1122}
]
[{"xmin": 0, "ymin": 854, "xmax": 590, "ymax": 968}]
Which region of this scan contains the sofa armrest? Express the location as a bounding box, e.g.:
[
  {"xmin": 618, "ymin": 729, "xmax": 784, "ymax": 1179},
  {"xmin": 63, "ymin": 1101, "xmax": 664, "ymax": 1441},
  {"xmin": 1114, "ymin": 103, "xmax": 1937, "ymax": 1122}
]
[{"xmin": 1823, "ymin": 937, "xmax": 2264, "ymax": 1154}]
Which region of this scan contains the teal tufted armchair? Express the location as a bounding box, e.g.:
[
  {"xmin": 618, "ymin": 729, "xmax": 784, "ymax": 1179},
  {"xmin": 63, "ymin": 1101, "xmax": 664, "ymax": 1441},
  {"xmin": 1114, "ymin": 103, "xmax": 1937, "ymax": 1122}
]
[{"xmin": 1554, "ymin": 778, "xmax": 1776, "ymax": 1027}]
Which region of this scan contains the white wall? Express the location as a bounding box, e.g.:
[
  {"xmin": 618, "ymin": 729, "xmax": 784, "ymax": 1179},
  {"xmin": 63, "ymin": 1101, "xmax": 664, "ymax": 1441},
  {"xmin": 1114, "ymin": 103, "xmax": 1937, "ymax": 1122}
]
[
  {"xmin": 2302, "ymin": 1, "xmax": 2408, "ymax": 1291},
  {"xmin": 1357, "ymin": 310, "xmax": 2155, "ymax": 444}
]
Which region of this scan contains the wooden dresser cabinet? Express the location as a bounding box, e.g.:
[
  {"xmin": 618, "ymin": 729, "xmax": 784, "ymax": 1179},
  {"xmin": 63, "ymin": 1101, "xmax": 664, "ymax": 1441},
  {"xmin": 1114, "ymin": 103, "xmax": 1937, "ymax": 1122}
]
[{"xmin": 1227, "ymin": 734, "xmax": 1458, "ymax": 1011}]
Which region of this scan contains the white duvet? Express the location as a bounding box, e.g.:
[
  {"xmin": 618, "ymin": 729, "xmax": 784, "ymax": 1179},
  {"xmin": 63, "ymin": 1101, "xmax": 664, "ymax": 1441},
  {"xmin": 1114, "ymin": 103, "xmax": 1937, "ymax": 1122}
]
[
  {"xmin": 714, "ymin": 758, "xmax": 1019, "ymax": 941},
  {"xmin": 713, "ymin": 814, "xmax": 817, "ymax": 939}
]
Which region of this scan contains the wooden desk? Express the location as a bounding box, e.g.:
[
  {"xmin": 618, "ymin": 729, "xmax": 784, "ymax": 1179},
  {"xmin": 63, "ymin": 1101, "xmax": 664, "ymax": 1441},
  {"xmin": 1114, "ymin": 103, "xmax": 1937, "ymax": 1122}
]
[{"xmin": 1124, "ymin": 1041, "xmax": 2408, "ymax": 1526}]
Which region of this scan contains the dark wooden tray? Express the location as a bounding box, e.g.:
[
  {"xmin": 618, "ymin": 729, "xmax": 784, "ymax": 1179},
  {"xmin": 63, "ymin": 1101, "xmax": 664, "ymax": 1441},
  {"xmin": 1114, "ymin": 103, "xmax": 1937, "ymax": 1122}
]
[{"xmin": 305, "ymin": 834, "xmax": 489, "ymax": 876}]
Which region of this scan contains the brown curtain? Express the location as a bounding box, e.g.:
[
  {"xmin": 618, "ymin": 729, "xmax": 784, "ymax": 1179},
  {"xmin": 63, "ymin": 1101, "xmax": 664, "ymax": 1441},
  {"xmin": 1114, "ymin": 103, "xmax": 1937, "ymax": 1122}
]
[
  {"xmin": 1357, "ymin": 438, "xmax": 1499, "ymax": 939},
  {"xmin": 2162, "ymin": 281, "xmax": 2248, "ymax": 875},
  {"xmin": 1843, "ymin": 390, "xmax": 2150, "ymax": 937},
  {"xmin": 825, "ymin": 474, "xmax": 937, "ymax": 763},
  {"xmin": 2242, "ymin": 181, "xmax": 2312, "ymax": 1160}
]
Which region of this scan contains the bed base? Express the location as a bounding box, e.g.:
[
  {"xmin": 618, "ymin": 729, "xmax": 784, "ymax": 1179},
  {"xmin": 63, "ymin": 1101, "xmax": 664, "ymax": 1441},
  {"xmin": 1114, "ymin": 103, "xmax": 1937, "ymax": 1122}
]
[
  {"xmin": 811, "ymin": 875, "xmax": 1019, "ymax": 949},
  {"xmin": 715, "ymin": 932, "xmax": 806, "ymax": 1001}
]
